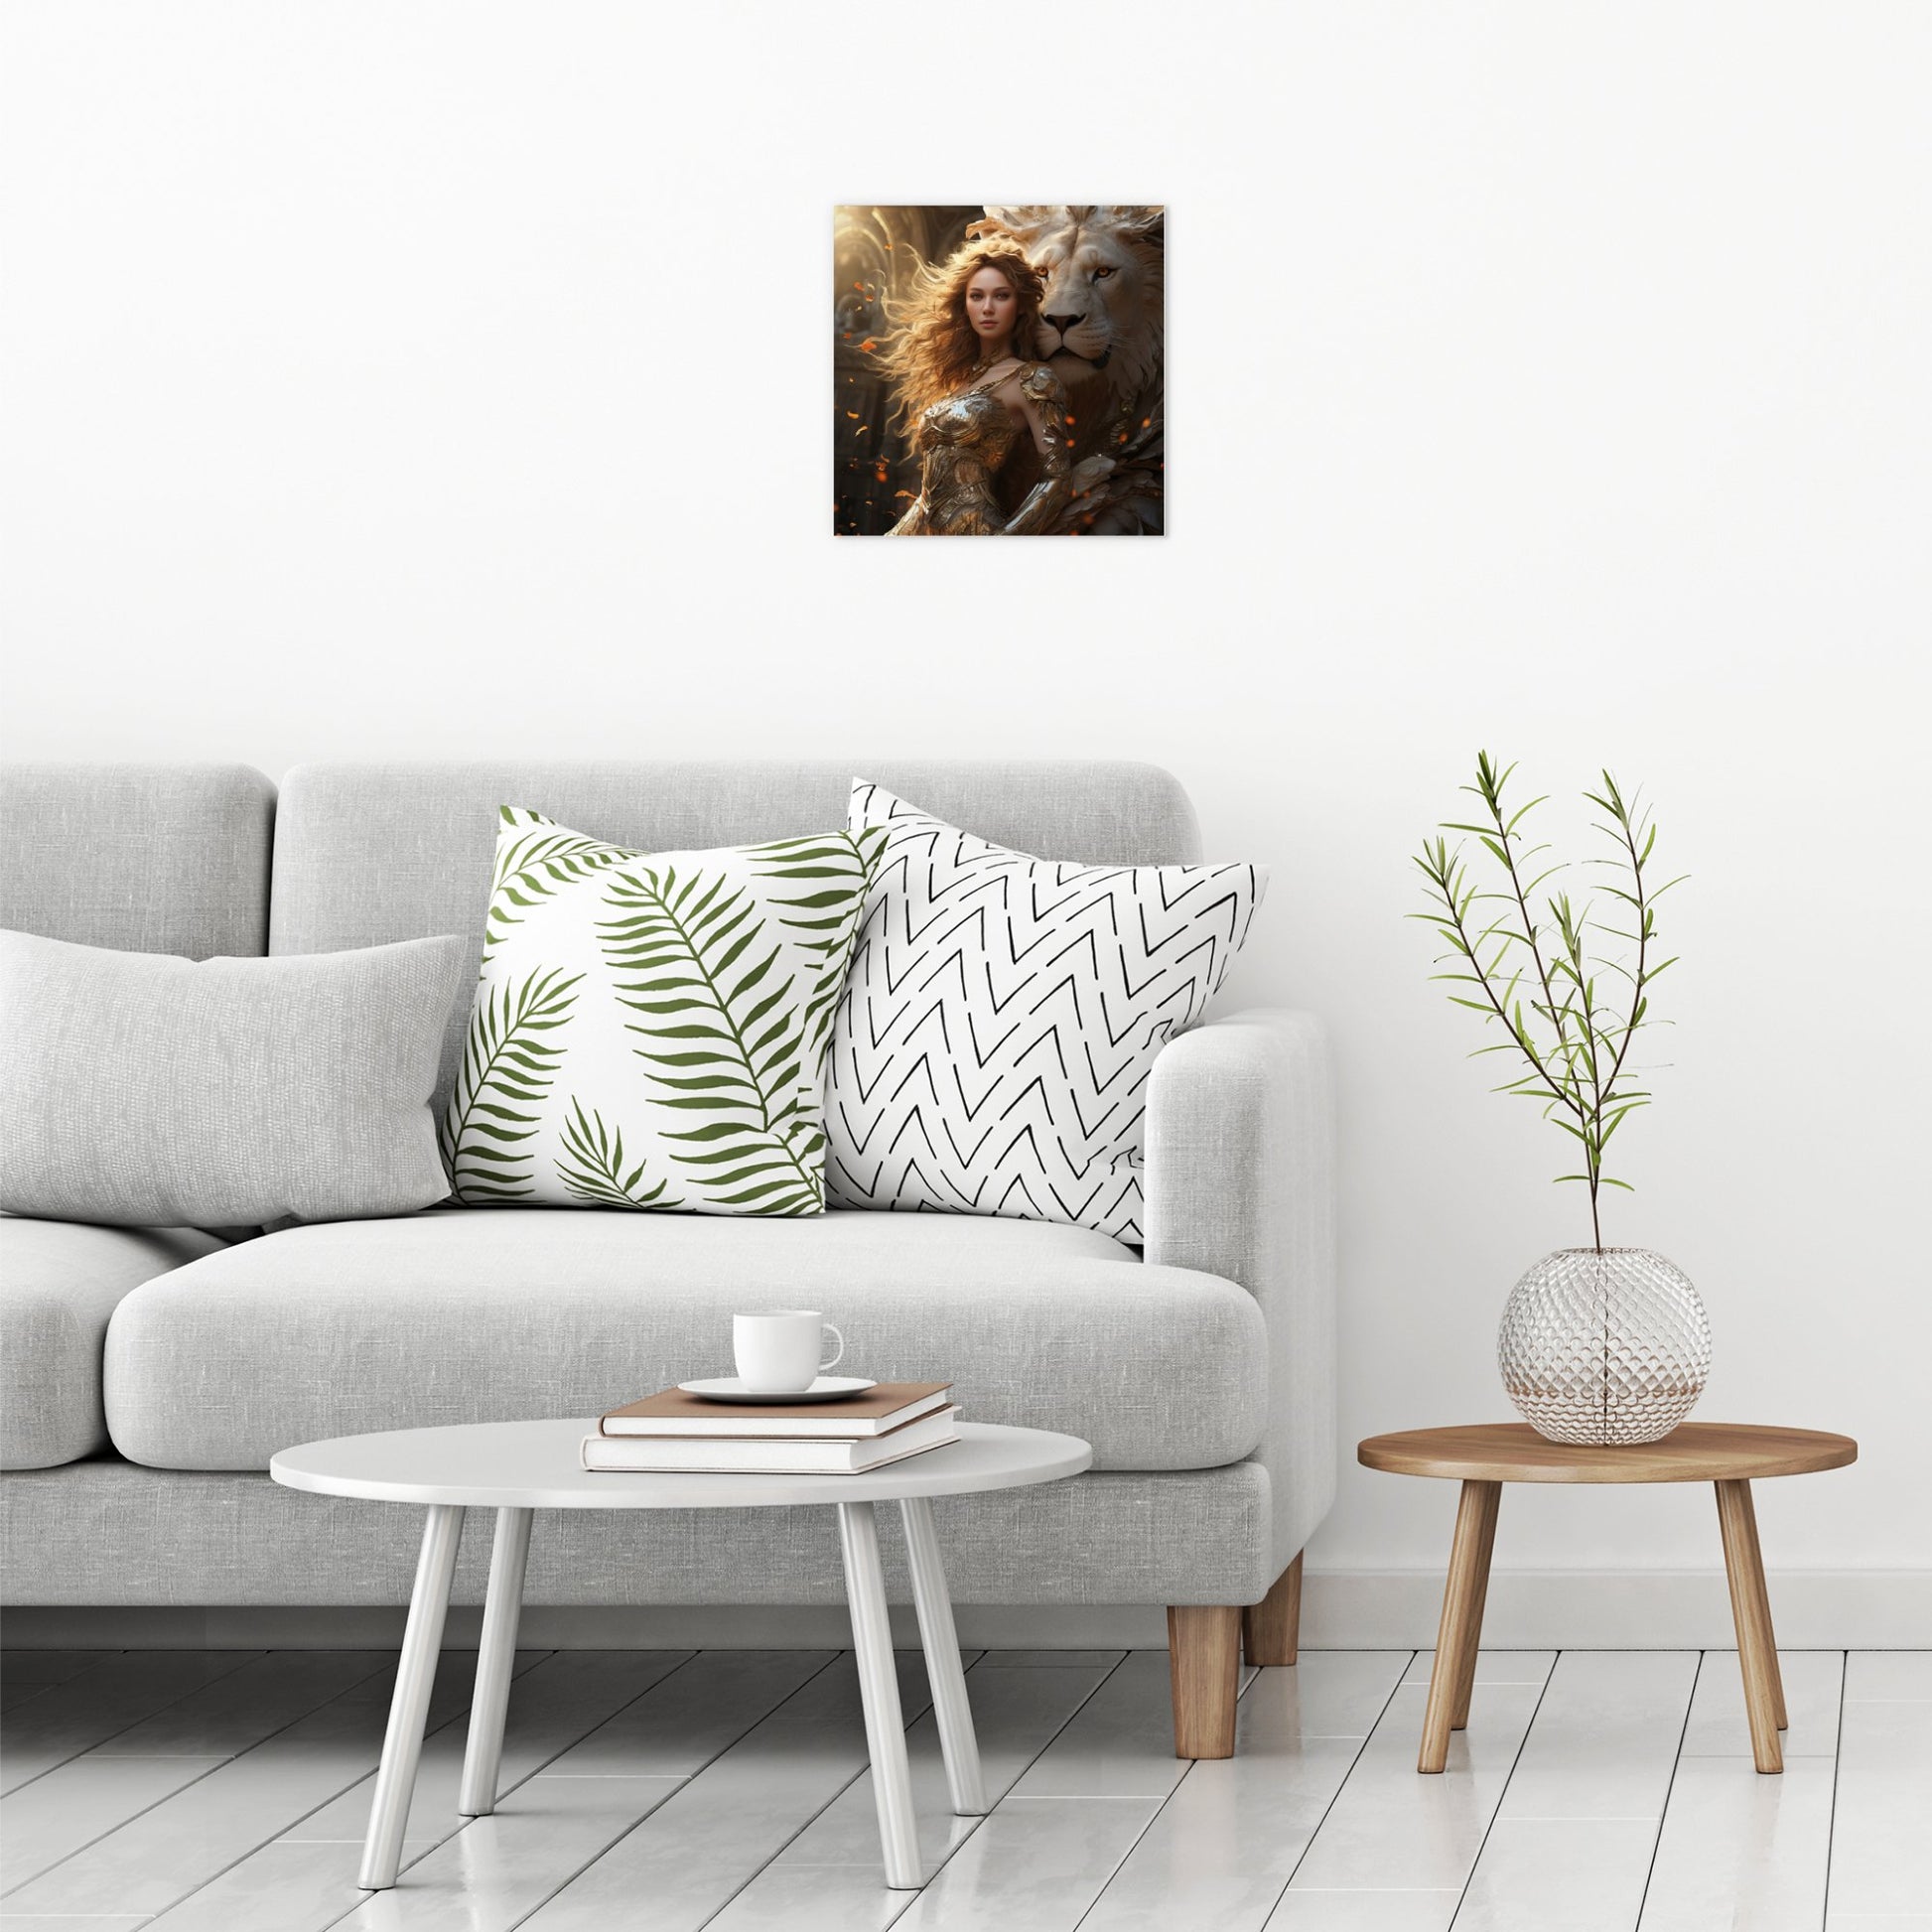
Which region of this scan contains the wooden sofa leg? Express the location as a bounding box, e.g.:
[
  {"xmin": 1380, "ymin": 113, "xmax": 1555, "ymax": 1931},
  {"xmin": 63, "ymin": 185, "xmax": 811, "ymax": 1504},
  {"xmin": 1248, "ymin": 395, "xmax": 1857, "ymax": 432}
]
[
  {"xmin": 1241, "ymin": 1551, "xmax": 1304, "ymax": 1667},
  {"xmin": 1168, "ymin": 1604, "xmax": 1241, "ymax": 1758}
]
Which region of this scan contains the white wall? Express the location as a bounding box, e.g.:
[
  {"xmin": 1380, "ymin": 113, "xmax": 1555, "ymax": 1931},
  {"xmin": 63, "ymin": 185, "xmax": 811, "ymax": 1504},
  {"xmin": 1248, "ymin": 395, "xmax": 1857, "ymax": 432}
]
[{"xmin": 5, "ymin": 2, "xmax": 1928, "ymax": 1635}]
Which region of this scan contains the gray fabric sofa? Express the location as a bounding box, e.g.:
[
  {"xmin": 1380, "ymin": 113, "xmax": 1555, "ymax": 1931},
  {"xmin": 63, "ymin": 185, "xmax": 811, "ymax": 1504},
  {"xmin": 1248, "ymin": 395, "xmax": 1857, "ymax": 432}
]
[{"xmin": 0, "ymin": 759, "xmax": 1335, "ymax": 1757}]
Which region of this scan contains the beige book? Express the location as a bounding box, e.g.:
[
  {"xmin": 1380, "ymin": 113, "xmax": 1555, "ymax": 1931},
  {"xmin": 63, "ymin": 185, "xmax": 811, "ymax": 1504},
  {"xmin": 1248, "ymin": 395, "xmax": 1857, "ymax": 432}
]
[{"xmin": 600, "ymin": 1380, "xmax": 952, "ymax": 1439}]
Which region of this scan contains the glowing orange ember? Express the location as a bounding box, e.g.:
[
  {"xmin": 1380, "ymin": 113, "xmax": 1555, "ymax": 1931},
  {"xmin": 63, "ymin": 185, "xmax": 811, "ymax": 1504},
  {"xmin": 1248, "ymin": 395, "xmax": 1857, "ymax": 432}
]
[{"xmin": 858, "ymin": 339, "xmax": 877, "ymax": 352}]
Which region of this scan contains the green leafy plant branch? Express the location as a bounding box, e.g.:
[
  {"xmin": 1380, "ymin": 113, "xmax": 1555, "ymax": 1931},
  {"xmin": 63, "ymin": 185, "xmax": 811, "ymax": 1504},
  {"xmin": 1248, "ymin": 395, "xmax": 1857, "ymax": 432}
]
[
  {"xmin": 752, "ymin": 826, "xmax": 888, "ymax": 1069},
  {"xmin": 441, "ymin": 966, "xmax": 581, "ymax": 1200},
  {"xmin": 555, "ymin": 1097, "xmax": 677, "ymax": 1209},
  {"xmin": 484, "ymin": 810, "xmax": 635, "ymax": 960},
  {"xmin": 1411, "ymin": 751, "xmax": 1685, "ymax": 1250},
  {"xmin": 600, "ymin": 866, "xmax": 822, "ymax": 1215}
]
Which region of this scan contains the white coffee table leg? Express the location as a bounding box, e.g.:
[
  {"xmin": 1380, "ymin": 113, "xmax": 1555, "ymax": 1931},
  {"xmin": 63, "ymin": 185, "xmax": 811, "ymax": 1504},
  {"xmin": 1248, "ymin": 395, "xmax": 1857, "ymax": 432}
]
[
  {"xmin": 360, "ymin": 1503, "xmax": 464, "ymax": 1889},
  {"xmin": 900, "ymin": 1496, "xmax": 986, "ymax": 1815},
  {"xmin": 459, "ymin": 1506, "xmax": 533, "ymax": 1817},
  {"xmin": 837, "ymin": 1500, "xmax": 922, "ymax": 1888}
]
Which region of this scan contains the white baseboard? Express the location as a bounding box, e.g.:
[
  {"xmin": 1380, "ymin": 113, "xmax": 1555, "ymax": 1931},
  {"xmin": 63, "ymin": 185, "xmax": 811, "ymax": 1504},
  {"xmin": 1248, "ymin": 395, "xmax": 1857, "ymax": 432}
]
[
  {"xmin": 1301, "ymin": 1569, "xmax": 1932, "ymax": 1650},
  {"xmin": 3, "ymin": 1572, "xmax": 1925, "ymax": 1650}
]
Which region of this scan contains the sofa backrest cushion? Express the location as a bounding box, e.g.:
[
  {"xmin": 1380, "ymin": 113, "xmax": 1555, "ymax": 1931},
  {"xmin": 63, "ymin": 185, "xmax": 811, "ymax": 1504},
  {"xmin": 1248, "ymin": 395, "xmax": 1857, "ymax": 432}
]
[
  {"xmin": 270, "ymin": 761, "xmax": 1201, "ymax": 1121},
  {"xmin": 0, "ymin": 762, "xmax": 276, "ymax": 959}
]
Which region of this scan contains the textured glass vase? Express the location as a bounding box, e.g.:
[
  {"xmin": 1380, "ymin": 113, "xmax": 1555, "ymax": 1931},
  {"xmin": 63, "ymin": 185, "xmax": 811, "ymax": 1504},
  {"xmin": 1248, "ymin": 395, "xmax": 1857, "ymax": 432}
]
[{"xmin": 1497, "ymin": 1247, "xmax": 1713, "ymax": 1446}]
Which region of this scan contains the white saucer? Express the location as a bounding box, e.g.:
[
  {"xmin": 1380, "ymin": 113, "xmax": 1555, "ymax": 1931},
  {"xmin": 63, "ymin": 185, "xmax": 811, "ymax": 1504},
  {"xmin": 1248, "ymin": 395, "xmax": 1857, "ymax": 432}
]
[{"xmin": 678, "ymin": 1375, "xmax": 879, "ymax": 1404}]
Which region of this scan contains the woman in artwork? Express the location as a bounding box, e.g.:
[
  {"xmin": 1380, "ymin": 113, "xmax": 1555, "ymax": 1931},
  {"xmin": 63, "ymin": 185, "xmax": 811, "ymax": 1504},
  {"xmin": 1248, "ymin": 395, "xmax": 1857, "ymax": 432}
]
[{"xmin": 881, "ymin": 239, "xmax": 1107, "ymax": 535}]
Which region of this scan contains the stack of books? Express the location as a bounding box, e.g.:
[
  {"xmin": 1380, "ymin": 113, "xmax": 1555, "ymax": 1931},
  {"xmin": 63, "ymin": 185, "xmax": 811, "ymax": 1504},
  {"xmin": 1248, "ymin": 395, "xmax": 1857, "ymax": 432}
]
[{"xmin": 581, "ymin": 1382, "xmax": 958, "ymax": 1474}]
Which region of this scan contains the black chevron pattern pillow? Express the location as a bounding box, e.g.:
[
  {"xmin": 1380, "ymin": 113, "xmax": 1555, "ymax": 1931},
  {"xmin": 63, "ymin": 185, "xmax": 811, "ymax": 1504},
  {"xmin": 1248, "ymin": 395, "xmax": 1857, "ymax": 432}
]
[{"xmin": 824, "ymin": 781, "xmax": 1266, "ymax": 1242}]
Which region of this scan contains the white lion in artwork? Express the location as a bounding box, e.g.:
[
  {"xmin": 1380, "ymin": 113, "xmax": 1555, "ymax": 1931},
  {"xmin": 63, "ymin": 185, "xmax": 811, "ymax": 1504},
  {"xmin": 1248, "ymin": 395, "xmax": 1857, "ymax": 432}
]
[{"xmin": 966, "ymin": 205, "xmax": 1164, "ymax": 533}]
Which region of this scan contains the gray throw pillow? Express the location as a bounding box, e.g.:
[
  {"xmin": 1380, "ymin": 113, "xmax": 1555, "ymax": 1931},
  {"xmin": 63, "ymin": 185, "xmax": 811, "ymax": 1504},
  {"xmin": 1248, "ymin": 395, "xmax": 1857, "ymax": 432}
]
[{"xmin": 0, "ymin": 930, "xmax": 468, "ymax": 1228}]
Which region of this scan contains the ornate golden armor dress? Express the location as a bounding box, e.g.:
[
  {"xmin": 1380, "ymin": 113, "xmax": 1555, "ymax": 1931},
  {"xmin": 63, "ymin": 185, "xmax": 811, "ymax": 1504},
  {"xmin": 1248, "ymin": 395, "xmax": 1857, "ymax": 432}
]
[{"xmin": 888, "ymin": 362, "xmax": 1074, "ymax": 536}]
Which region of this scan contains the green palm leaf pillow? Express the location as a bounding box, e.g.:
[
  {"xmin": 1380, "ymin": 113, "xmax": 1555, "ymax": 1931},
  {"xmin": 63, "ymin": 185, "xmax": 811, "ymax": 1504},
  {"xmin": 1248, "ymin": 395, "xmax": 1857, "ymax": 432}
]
[{"xmin": 444, "ymin": 808, "xmax": 886, "ymax": 1215}]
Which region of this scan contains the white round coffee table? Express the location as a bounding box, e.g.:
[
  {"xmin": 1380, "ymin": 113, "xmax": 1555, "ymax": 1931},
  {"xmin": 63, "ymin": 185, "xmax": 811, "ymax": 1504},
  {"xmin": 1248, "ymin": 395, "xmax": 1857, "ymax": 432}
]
[{"xmin": 271, "ymin": 1418, "xmax": 1090, "ymax": 1891}]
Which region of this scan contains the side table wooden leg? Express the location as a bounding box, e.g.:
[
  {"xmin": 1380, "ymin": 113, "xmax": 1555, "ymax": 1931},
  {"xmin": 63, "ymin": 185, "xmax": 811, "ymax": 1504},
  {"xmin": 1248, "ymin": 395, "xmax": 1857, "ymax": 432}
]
[
  {"xmin": 900, "ymin": 1496, "xmax": 986, "ymax": 1815},
  {"xmin": 1450, "ymin": 1483, "xmax": 1501, "ymax": 1731},
  {"xmin": 360, "ymin": 1504, "xmax": 464, "ymax": 1888},
  {"xmin": 837, "ymin": 1500, "xmax": 922, "ymax": 1888},
  {"xmin": 1735, "ymin": 1481, "xmax": 1788, "ymax": 1730},
  {"xmin": 460, "ymin": 1506, "xmax": 533, "ymax": 1817},
  {"xmin": 1419, "ymin": 1479, "xmax": 1500, "ymax": 1774},
  {"xmin": 1716, "ymin": 1479, "xmax": 1785, "ymax": 1773}
]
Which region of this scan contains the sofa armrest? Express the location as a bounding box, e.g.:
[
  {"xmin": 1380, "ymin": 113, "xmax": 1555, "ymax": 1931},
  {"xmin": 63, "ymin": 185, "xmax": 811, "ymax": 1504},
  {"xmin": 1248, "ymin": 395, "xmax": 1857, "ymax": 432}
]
[{"xmin": 1143, "ymin": 1008, "xmax": 1337, "ymax": 1580}]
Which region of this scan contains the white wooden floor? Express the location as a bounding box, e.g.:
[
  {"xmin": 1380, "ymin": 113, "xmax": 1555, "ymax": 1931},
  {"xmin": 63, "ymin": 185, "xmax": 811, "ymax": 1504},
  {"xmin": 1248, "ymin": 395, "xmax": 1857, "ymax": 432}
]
[{"xmin": 0, "ymin": 1646, "xmax": 1925, "ymax": 1930}]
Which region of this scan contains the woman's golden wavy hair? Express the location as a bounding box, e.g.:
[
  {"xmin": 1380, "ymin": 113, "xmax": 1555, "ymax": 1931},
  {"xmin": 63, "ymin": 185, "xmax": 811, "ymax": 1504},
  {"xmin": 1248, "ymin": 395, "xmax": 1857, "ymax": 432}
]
[{"xmin": 881, "ymin": 238, "xmax": 1045, "ymax": 437}]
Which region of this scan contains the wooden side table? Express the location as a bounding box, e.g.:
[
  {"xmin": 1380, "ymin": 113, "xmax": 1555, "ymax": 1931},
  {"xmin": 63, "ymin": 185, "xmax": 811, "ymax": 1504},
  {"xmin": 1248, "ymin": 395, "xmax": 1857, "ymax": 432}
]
[{"xmin": 1358, "ymin": 1422, "xmax": 1858, "ymax": 1776}]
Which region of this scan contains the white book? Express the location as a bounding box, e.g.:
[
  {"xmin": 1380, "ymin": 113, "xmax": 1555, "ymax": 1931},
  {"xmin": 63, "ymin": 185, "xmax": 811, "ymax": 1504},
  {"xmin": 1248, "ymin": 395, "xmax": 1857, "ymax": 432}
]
[{"xmin": 581, "ymin": 1409, "xmax": 960, "ymax": 1475}]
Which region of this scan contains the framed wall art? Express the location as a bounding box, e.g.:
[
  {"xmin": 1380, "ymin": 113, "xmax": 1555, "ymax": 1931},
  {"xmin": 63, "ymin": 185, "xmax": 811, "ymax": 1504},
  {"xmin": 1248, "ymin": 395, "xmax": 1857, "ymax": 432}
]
[{"xmin": 834, "ymin": 205, "xmax": 1165, "ymax": 537}]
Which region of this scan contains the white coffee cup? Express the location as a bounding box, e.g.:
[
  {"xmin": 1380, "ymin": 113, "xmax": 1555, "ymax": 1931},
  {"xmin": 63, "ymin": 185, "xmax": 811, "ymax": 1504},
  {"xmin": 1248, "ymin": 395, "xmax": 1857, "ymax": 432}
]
[{"xmin": 734, "ymin": 1311, "xmax": 845, "ymax": 1392}]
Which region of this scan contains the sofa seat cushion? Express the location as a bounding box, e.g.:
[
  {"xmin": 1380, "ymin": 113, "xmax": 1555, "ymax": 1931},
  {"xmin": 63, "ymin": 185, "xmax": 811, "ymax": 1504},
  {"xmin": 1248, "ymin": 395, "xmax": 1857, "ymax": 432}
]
[
  {"xmin": 2, "ymin": 1218, "xmax": 228, "ymax": 1469},
  {"xmin": 102, "ymin": 1208, "xmax": 1267, "ymax": 1474}
]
